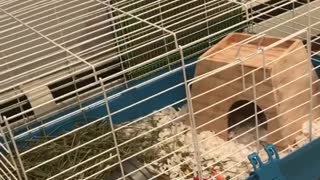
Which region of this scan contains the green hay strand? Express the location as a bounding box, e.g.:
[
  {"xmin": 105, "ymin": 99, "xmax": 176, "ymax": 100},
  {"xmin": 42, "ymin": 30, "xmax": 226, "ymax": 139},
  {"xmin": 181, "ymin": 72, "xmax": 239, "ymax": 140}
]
[{"xmin": 10, "ymin": 121, "xmax": 163, "ymax": 180}]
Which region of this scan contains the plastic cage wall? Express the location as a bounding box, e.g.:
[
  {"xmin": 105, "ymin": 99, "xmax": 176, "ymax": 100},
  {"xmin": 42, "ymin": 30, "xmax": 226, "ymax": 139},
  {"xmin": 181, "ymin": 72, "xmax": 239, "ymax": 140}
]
[{"xmin": 1, "ymin": 0, "xmax": 320, "ymax": 180}]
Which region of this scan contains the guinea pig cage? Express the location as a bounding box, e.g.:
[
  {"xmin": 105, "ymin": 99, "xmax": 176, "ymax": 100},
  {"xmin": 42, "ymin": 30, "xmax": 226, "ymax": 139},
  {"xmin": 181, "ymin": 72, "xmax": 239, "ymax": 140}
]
[{"xmin": 1, "ymin": 0, "xmax": 320, "ymax": 180}]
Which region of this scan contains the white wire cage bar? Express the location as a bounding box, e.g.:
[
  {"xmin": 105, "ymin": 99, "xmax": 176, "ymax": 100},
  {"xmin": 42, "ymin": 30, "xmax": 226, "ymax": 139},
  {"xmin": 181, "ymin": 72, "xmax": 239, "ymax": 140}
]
[
  {"xmin": 1, "ymin": 0, "xmax": 320, "ymax": 180},
  {"xmin": 0, "ymin": 0, "xmax": 246, "ymax": 134}
]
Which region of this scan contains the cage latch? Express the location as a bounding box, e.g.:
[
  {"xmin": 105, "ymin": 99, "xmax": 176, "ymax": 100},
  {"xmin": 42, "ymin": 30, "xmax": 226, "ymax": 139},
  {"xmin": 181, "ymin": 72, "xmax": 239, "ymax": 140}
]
[{"xmin": 247, "ymin": 144, "xmax": 286, "ymax": 180}]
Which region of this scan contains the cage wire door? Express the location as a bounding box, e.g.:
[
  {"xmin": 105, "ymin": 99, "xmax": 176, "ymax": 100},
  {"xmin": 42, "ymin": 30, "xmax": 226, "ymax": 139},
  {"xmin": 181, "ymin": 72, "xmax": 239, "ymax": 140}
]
[
  {"xmin": 1, "ymin": 0, "xmax": 320, "ymax": 180},
  {"xmin": 0, "ymin": 125, "xmax": 21, "ymax": 180}
]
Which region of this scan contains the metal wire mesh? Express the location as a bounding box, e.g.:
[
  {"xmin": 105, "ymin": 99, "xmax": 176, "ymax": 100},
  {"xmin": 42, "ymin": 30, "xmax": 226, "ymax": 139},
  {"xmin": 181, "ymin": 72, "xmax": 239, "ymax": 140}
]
[
  {"xmin": 110, "ymin": 0, "xmax": 245, "ymax": 80},
  {"xmin": 1, "ymin": 0, "xmax": 320, "ymax": 180}
]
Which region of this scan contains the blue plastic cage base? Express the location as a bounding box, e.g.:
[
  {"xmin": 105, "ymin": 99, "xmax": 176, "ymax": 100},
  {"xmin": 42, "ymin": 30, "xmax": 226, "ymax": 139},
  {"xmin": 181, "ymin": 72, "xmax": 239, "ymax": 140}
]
[
  {"xmin": 3, "ymin": 54, "xmax": 320, "ymax": 179},
  {"xmin": 248, "ymin": 137, "xmax": 320, "ymax": 180},
  {"xmin": 10, "ymin": 56, "xmax": 197, "ymax": 150},
  {"xmin": 11, "ymin": 55, "xmax": 320, "ymax": 142}
]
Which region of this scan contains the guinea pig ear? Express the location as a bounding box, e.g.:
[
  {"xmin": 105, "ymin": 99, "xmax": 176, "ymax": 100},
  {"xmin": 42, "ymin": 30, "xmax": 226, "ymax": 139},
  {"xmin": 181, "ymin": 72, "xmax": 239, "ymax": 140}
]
[{"xmin": 228, "ymin": 130, "xmax": 235, "ymax": 140}]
